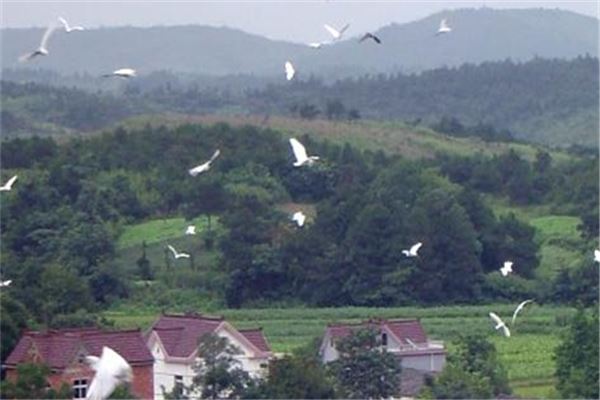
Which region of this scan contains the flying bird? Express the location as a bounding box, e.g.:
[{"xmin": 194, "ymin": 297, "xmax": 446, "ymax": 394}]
[
  {"xmin": 188, "ymin": 149, "xmax": 220, "ymax": 176},
  {"xmin": 324, "ymin": 23, "xmax": 350, "ymax": 40},
  {"xmin": 0, "ymin": 280, "xmax": 12, "ymax": 288},
  {"xmin": 500, "ymin": 261, "xmax": 513, "ymax": 276},
  {"xmin": 19, "ymin": 23, "xmax": 57, "ymax": 62},
  {"xmin": 402, "ymin": 242, "xmax": 422, "ymax": 257},
  {"xmin": 292, "ymin": 211, "xmax": 306, "ymax": 227},
  {"xmin": 289, "ymin": 138, "xmax": 319, "ymax": 167},
  {"xmin": 85, "ymin": 346, "xmax": 133, "ymax": 400},
  {"xmin": 167, "ymin": 245, "xmax": 190, "ymax": 259},
  {"xmin": 0, "ymin": 176, "xmax": 18, "ymax": 191},
  {"xmin": 359, "ymin": 32, "xmax": 381, "ymax": 44},
  {"xmin": 285, "ymin": 61, "xmax": 296, "ymax": 81},
  {"xmin": 103, "ymin": 68, "xmax": 137, "ymax": 78},
  {"xmin": 185, "ymin": 225, "xmax": 197, "ymax": 235},
  {"xmin": 436, "ymin": 18, "xmax": 452, "ymax": 35},
  {"xmin": 489, "ymin": 312, "xmax": 511, "ymax": 337},
  {"xmin": 512, "ymin": 299, "xmax": 534, "ymax": 325},
  {"xmin": 58, "ymin": 17, "xmax": 84, "ymax": 32},
  {"xmin": 594, "ymin": 249, "xmax": 600, "ymax": 263},
  {"xmin": 308, "ymin": 41, "xmax": 329, "ymax": 49}
]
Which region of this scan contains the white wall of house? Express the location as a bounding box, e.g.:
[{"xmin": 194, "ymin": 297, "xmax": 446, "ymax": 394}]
[{"xmin": 400, "ymin": 353, "xmax": 446, "ymax": 372}]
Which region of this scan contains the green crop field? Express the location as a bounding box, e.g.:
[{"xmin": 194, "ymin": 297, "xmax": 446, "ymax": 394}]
[{"xmin": 104, "ymin": 304, "xmax": 574, "ymax": 398}]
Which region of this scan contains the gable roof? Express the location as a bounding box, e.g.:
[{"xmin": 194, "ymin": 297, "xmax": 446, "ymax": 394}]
[
  {"xmin": 5, "ymin": 328, "xmax": 153, "ymax": 369},
  {"xmin": 325, "ymin": 318, "xmax": 428, "ymax": 345},
  {"xmin": 147, "ymin": 313, "xmax": 272, "ymax": 358}
]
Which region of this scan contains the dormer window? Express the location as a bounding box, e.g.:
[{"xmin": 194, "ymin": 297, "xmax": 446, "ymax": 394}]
[{"xmin": 381, "ymin": 333, "xmax": 388, "ymax": 346}]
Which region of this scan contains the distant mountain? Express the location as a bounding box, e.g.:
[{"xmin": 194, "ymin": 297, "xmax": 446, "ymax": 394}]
[{"xmin": 1, "ymin": 8, "xmax": 597, "ymax": 77}]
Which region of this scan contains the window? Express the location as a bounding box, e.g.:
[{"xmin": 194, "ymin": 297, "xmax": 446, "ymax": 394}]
[
  {"xmin": 73, "ymin": 379, "xmax": 87, "ymax": 399},
  {"xmin": 381, "ymin": 333, "xmax": 388, "ymax": 346},
  {"xmin": 174, "ymin": 375, "xmax": 184, "ymax": 396}
]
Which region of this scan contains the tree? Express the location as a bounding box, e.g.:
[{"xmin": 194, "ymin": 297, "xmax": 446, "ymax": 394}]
[
  {"xmin": 424, "ymin": 334, "xmax": 510, "ymax": 399},
  {"xmin": 0, "ymin": 363, "xmax": 71, "ymax": 399},
  {"xmin": 328, "ymin": 328, "xmax": 401, "ymax": 399},
  {"xmin": 554, "ymin": 309, "xmax": 599, "ymax": 399},
  {"xmin": 190, "ymin": 334, "xmax": 255, "ymax": 399},
  {"xmin": 136, "ymin": 241, "xmax": 154, "ymax": 280}
]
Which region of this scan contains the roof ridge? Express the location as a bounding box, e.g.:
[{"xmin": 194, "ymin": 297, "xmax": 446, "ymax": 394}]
[
  {"xmin": 162, "ymin": 312, "xmax": 224, "ymax": 321},
  {"xmin": 238, "ymin": 327, "xmax": 263, "ymax": 332}
]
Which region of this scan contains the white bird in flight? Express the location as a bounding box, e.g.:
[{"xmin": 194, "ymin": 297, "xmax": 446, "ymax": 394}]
[
  {"xmin": 324, "ymin": 23, "xmax": 350, "ymax": 40},
  {"xmin": 85, "ymin": 346, "xmax": 133, "ymax": 400},
  {"xmin": 289, "ymin": 138, "xmax": 319, "ymax": 167},
  {"xmin": 436, "ymin": 18, "xmax": 452, "ymax": 35},
  {"xmin": 0, "ymin": 176, "xmax": 18, "ymax": 192},
  {"xmin": 188, "ymin": 149, "xmax": 220, "ymax": 177},
  {"xmin": 512, "ymin": 299, "xmax": 534, "ymax": 325},
  {"xmin": 285, "ymin": 61, "xmax": 296, "ymax": 81},
  {"xmin": 489, "ymin": 312, "xmax": 511, "ymax": 337},
  {"xmin": 308, "ymin": 41, "xmax": 329, "ymax": 49},
  {"xmin": 103, "ymin": 68, "xmax": 137, "ymax": 78},
  {"xmin": 58, "ymin": 17, "xmax": 84, "ymax": 33},
  {"xmin": 167, "ymin": 245, "xmax": 190, "ymax": 259},
  {"xmin": 19, "ymin": 23, "xmax": 57, "ymax": 62},
  {"xmin": 185, "ymin": 225, "xmax": 197, "ymax": 235},
  {"xmin": 594, "ymin": 249, "xmax": 600, "ymax": 263},
  {"xmin": 0, "ymin": 280, "xmax": 12, "ymax": 288},
  {"xmin": 402, "ymin": 242, "xmax": 422, "ymax": 257},
  {"xmin": 500, "ymin": 261, "xmax": 513, "ymax": 276},
  {"xmin": 292, "ymin": 211, "xmax": 306, "ymax": 227}
]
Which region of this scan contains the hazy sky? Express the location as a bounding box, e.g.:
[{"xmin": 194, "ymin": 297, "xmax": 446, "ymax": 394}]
[{"xmin": 1, "ymin": 1, "xmax": 598, "ymax": 43}]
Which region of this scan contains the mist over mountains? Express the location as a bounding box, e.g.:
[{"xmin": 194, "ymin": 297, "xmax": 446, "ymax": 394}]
[{"xmin": 2, "ymin": 8, "xmax": 597, "ymax": 77}]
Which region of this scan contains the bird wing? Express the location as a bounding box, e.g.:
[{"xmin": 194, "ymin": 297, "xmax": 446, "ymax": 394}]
[
  {"xmin": 359, "ymin": 33, "xmax": 370, "ymax": 43},
  {"xmin": 594, "ymin": 249, "xmax": 600, "ymax": 262},
  {"xmin": 178, "ymin": 252, "xmax": 191, "ymax": 259},
  {"xmin": 85, "ymin": 355, "xmax": 101, "ymax": 371},
  {"xmin": 338, "ymin": 24, "xmax": 350, "ymax": 35},
  {"xmin": 372, "ymin": 34, "xmax": 381, "ymax": 44},
  {"xmin": 58, "ymin": 17, "xmax": 69, "ymax": 30},
  {"xmin": 188, "ymin": 162, "xmax": 210, "ymax": 176},
  {"xmin": 512, "ymin": 299, "xmax": 533, "ymax": 324},
  {"xmin": 324, "ymin": 24, "xmax": 340, "ymax": 38},
  {"xmin": 285, "ymin": 61, "xmax": 295, "ymax": 80},
  {"xmin": 502, "ymin": 325, "xmax": 511, "ymax": 337},
  {"xmin": 289, "ymin": 138, "xmax": 308, "ymax": 163},
  {"xmin": 489, "ymin": 312, "xmax": 504, "ymax": 327},
  {"xmin": 167, "ymin": 245, "xmax": 177, "ymax": 257},
  {"xmin": 39, "ymin": 23, "xmax": 58, "ymax": 50},
  {"xmin": 3, "ymin": 175, "xmax": 18, "ymax": 189},
  {"xmin": 410, "ymin": 242, "xmax": 423, "ymax": 255},
  {"xmin": 209, "ymin": 149, "xmax": 221, "ymax": 163},
  {"xmin": 439, "ymin": 19, "xmax": 447, "ymax": 30},
  {"xmin": 87, "ymin": 347, "xmax": 131, "ymax": 400},
  {"xmin": 18, "ymin": 52, "xmax": 37, "ymax": 63}
]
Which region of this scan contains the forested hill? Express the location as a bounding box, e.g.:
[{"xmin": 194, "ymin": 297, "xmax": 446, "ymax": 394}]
[
  {"xmin": 2, "ymin": 8, "xmax": 597, "ymax": 77},
  {"xmin": 2, "ymin": 56, "xmax": 598, "ymax": 148}
]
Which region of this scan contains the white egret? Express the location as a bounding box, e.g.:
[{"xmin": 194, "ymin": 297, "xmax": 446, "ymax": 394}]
[
  {"xmin": 85, "ymin": 346, "xmax": 133, "ymax": 400},
  {"xmin": 167, "ymin": 245, "xmax": 190, "ymax": 259},
  {"xmin": 0, "ymin": 175, "xmax": 18, "ymax": 192},
  {"xmin": 500, "ymin": 261, "xmax": 513, "ymax": 276},
  {"xmin": 292, "ymin": 211, "xmax": 306, "ymax": 227},
  {"xmin": 103, "ymin": 68, "xmax": 137, "ymax": 78},
  {"xmin": 594, "ymin": 249, "xmax": 600, "ymax": 263},
  {"xmin": 324, "ymin": 23, "xmax": 350, "ymax": 40},
  {"xmin": 511, "ymin": 299, "xmax": 534, "ymax": 325},
  {"xmin": 289, "ymin": 138, "xmax": 319, "ymax": 167},
  {"xmin": 19, "ymin": 23, "xmax": 57, "ymax": 62},
  {"xmin": 285, "ymin": 61, "xmax": 296, "ymax": 81},
  {"xmin": 0, "ymin": 280, "xmax": 12, "ymax": 288},
  {"xmin": 188, "ymin": 149, "xmax": 220, "ymax": 176},
  {"xmin": 58, "ymin": 17, "xmax": 84, "ymax": 33},
  {"xmin": 402, "ymin": 242, "xmax": 422, "ymax": 257},
  {"xmin": 436, "ymin": 18, "xmax": 452, "ymax": 35},
  {"xmin": 489, "ymin": 312, "xmax": 511, "ymax": 337},
  {"xmin": 185, "ymin": 225, "xmax": 197, "ymax": 235}
]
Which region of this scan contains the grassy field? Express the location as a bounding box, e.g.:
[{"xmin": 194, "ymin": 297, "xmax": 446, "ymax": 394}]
[
  {"xmin": 104, "ymin": 304, "xmax": 573, "ymax": 398},
  {"xmin": 116, "ymin": 114, "xmax": 574, "ymax": 163}
]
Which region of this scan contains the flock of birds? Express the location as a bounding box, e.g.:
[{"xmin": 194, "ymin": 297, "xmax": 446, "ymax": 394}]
[{"xmin": 4, "ymin": 12, "xmax": 600, "ymax": 400}]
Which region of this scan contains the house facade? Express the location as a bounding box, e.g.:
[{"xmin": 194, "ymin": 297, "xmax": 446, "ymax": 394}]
[
  {"xmin": 145, "ymin": 313, "xmax": 273, "ymax": 400},
  {"xmin": 4, "ymin": 328, "xmax": 154, "ymax": 399},
  {"xmin": 319, "ymin": 318, "xmax": 446, "ymax": 372}
]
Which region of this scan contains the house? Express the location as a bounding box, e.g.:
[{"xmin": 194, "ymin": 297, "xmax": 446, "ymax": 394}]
[
  {"xmin": 319, "ymin": 318, "xmax": 446, "ymax": 372},
  {"xmin": 145, "ymin": 312, "xmax": 273, "ymax": 400},
  {"xmin": 4, "ymin": 328, "xmax": 154, "ymax": 399}
]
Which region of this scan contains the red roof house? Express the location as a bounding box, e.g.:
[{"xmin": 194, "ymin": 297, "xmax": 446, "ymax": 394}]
[
  {"xmin": 4, "ymin": 328, "xmax": 154, "ymax": 400},
  {"xmin": 146, "ymin": 313, "xmax": 272, "ymax": 400},
  {"xmin": 319, "ymin": 318, "xmax": 446, "ymax": 372}
]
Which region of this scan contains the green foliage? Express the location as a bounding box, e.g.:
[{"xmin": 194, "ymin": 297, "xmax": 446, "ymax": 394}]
[
  {"xmin": 0, "ymin": 294, "xmax": 30, "ymax": 362},
  {"xmin": 328, "ymin": 328, "xmax": 401, "ymax": 399},
  {"xmin": 0, "ymin": 363, "xmax": 71, "ymax": 399}
]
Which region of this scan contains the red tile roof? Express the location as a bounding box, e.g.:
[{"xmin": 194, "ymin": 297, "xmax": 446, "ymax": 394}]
[
  {"xmin": 326, "ymin": 319, "xmax": 428, "ymax": 344},
  {"xmin": 238, "ymin": 328, "xmax": 271, "ymax": 353},
  {"xmin": 5, "ymin": 328, "xmax": 153, "ymax": 369},
  {"xmin": 149, "ymin": 314, "xmax": 224, "ymax": 358}
]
